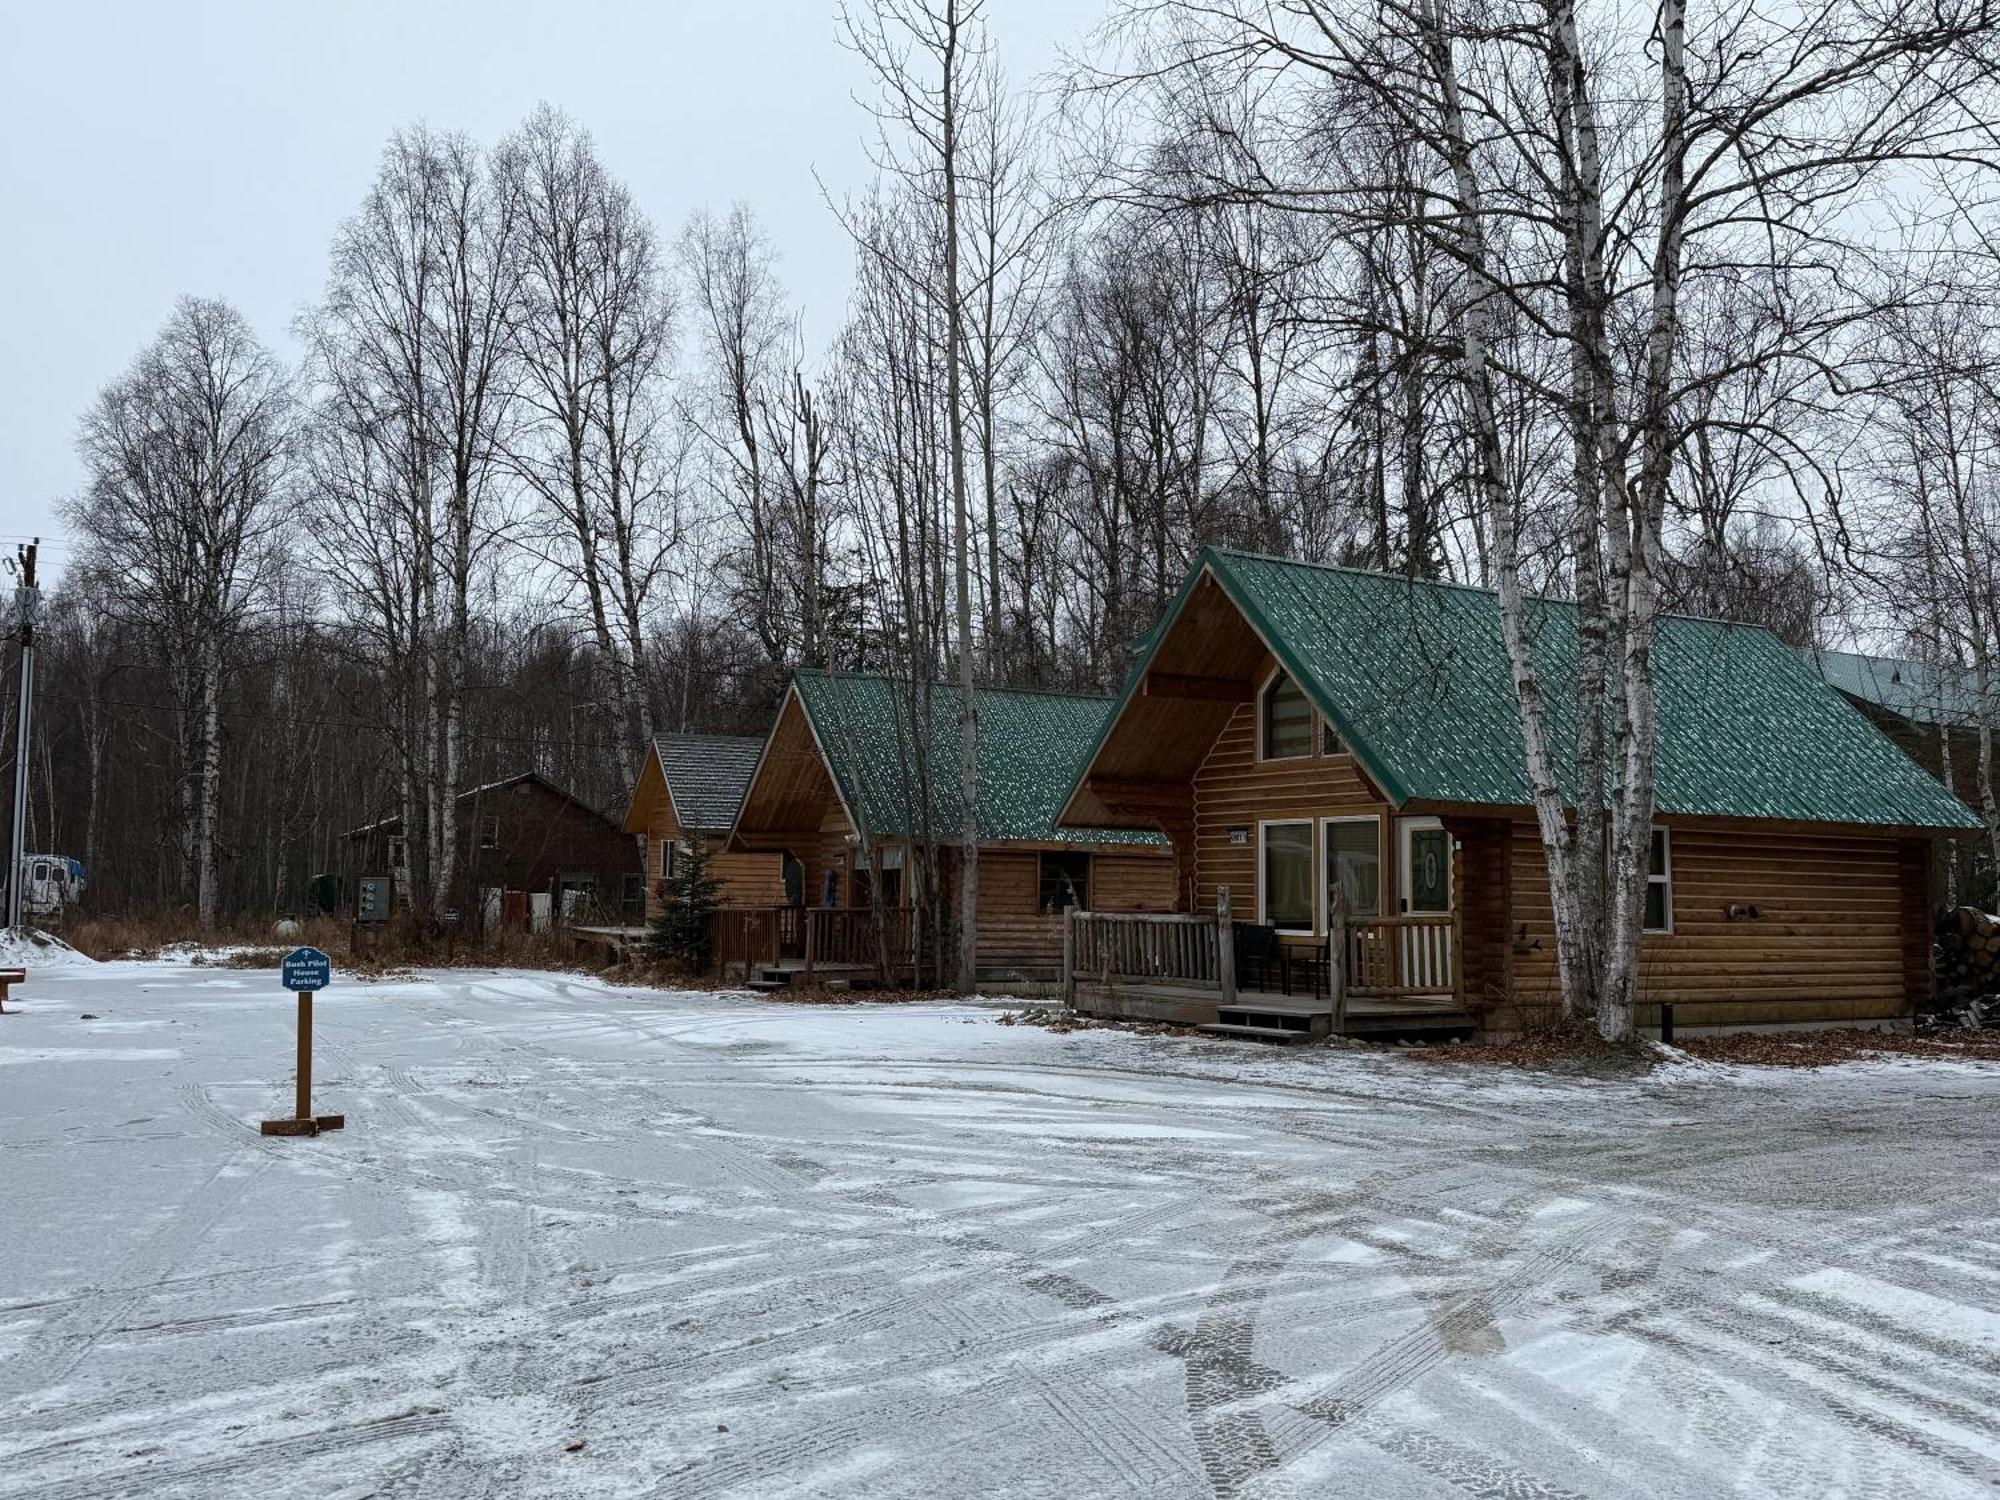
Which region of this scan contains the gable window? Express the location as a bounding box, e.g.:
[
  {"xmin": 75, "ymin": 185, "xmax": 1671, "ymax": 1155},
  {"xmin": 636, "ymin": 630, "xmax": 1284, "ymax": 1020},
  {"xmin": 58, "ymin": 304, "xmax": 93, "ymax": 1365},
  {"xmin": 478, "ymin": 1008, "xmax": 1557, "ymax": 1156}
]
[
  {"xmin": 479, "ymin": 815, "xmax": 499, "ymax": 851},
  {"xmin": 1260, "ymin": 670, "xmax": 1313, "ymax": 760},
  {"xmin": 1322, "ymin": 719, "xmax": 1349, "ymax": 757},
  {"xmin": 1644, "ymin": 828, "xmax": 1673, "ymax": 933},
  {"xmin": 1039, "ymin": 850, "xmax": 1091, "ymax": 913},
  {"xmin": 1260, "ymin": 820, "xmax": 1315, "ymax": 931}
]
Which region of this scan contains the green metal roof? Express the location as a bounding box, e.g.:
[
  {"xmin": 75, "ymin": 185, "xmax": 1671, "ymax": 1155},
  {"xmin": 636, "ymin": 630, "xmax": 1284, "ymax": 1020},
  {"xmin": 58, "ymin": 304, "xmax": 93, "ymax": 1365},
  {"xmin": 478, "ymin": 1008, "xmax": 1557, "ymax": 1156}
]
[
  {"xmin": 793, "ymin": 669, "xmax": 1167, "ymax": 845},
  {"xmin": 1083, "ymin": 548, "xmax": 1980, "ymax": 830},
  {"xmin": 1809, "ymin": 648, "xmax": 1983, "ymax": 729}
]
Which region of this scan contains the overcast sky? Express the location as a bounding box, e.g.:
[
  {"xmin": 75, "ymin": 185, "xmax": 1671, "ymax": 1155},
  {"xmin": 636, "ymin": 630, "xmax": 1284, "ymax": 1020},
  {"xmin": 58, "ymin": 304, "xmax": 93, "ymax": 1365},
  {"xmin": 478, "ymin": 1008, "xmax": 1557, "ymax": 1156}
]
[{"xmin": 0, "ymin": 0, "xmax": 1094, "ymax": 579}]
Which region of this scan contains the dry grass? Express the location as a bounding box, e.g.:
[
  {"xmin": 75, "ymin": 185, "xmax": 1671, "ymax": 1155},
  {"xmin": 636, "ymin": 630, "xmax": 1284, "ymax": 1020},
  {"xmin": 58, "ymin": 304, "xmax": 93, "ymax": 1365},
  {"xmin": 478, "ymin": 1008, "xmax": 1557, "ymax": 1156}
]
[
  {"xmin": 59, "ymin": 910, "xmax": 607, "ymax": 978},
  {"xmin": 1677, "ymin": 1027, "xmax": 2000, "ymax": 1067},
  {"xmin": 1414, "ymin": 1019, "xmax": 1656, "ymax": 1075}
]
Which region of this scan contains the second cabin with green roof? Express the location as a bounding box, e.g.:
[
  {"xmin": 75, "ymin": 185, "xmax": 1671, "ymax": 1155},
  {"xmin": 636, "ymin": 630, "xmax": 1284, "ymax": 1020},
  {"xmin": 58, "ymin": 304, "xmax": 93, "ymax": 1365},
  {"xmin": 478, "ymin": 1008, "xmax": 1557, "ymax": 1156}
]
[
  {"xmin": 1056, "ymin": 548, "xmax": 1978, "ymax": 1037},
  {"xmin": 727, "ymin": 668, "xmax": 1176, "ymax": 981}
]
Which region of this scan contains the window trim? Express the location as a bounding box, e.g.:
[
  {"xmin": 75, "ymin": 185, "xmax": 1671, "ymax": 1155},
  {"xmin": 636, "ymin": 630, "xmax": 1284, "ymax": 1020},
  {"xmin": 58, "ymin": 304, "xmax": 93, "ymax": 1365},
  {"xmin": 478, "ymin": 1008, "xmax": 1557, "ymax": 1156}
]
[
  {"xmin": 1257, "ymin": 664, "xmax": 1315, "ymax": 762},
  {"xmin": 1037, "ymin": 849, "xmax": 1092, "ymax": 914},
  {"xmin": 1320, "ymin": 814, "xmax": 1383, "ymax": 925},
  {"xmin": 1257, "ymin": 817, "xmax": 1317, "ymax": 933},
  {"xmin": 1644, "ymin": 827, "xmax": 1674, "ymax": 935}
]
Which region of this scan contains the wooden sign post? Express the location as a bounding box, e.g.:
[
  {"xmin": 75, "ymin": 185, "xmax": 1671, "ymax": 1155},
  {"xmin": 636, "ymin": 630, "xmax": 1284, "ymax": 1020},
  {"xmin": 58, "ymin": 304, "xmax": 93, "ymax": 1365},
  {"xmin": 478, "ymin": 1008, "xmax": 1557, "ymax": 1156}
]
[{"xmin": 261, "ymin": 946, "xmax": 345, "ymax": 1138}]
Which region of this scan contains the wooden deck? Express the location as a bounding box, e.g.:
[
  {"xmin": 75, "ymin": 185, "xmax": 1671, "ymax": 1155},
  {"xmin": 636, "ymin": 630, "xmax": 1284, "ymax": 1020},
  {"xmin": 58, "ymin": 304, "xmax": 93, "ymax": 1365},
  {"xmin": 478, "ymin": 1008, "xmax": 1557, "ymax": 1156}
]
[
  {"xmin": 1061, "ymin": 902, "xmax": 1474, "ymax": 1042},
  {"xmin": 1071, "ymin": 980, "xmax": 1475, "ymax": 1040}
]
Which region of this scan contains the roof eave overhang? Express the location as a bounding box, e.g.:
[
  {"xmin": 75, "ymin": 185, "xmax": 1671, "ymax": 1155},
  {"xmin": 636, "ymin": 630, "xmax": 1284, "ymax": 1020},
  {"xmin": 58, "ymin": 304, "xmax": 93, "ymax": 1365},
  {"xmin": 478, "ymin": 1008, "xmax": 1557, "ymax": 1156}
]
[{"xmin": 1056, "ymin": 550, "xmax": 1416, "ymax": 828}]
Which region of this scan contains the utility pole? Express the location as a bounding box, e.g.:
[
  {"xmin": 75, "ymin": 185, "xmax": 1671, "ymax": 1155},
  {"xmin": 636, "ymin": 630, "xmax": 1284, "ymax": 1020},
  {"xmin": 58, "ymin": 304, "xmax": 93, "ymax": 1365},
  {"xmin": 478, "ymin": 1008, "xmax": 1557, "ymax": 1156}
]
[{"xmin": 6, "ymin": 540, "xmax": 39, "ymax": 931}]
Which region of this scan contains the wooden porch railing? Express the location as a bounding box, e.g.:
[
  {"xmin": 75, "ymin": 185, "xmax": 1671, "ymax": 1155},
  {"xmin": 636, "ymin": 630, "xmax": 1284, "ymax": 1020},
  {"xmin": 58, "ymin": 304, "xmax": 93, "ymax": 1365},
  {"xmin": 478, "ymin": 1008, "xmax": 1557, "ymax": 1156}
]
[
  {"xmin": 1063, "ymin": 887, "xmax": 1459, "ymax": 1024},
  {"xmin": 1340, "ymin": 914, "xmax": 1458, "ymax": 998},
  {"xmin": 709, "ymin": 905, "xmax": 917, "ymax": 984},
  {"xmin": 1066, "ymin": 910, "xmax": 1225, "ymax": 987},
  {"xmin": 807, "ymin": 906, "xmax": 915, "ymax": 979}
]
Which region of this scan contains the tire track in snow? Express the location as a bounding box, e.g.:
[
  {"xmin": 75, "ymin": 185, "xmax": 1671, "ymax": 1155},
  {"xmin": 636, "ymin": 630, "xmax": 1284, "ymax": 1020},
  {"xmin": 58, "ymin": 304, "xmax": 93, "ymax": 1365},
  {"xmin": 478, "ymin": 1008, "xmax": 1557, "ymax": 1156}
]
[{"xmin": 0, "ymin": 1118, "xmax": 272, "ymax": 1403}]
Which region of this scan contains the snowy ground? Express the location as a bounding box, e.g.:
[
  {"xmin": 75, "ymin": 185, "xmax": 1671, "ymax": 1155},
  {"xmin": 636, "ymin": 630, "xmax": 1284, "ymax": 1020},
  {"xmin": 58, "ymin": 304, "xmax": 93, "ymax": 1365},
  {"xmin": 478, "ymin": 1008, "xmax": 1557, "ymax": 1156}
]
[{"xmin": 3, "ymin": 964, "xmax": 1999, "ymax": 1499}]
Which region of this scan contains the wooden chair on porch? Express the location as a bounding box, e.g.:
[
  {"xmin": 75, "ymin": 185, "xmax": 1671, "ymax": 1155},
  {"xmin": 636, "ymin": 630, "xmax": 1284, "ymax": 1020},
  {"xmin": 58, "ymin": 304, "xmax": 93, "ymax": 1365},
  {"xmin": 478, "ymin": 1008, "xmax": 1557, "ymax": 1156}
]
[{"xmin": 1232, "ymin": 922, "xmax": 1324, "ymax": 1000}]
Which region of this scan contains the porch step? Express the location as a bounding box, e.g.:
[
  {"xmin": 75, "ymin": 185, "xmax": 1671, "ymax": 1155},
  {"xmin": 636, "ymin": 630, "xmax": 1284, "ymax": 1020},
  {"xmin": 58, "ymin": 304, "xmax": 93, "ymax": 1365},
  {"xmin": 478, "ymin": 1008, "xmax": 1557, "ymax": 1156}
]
[
  {"xmin": 1198, "ymin": 1021, "xmax": 1317, "ymax": 1044},
  {"xmin": 1214, "ymin": 1007, "xmax": 1331, "ymax": 1039}
]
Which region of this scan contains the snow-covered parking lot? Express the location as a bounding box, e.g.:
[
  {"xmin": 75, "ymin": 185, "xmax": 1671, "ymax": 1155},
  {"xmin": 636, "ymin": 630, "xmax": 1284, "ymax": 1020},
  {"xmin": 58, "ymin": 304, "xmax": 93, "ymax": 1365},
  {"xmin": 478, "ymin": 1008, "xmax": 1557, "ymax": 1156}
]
[{"xmin": 3, "ymin": 961, "xmax": 1998, "ymax": 1499}]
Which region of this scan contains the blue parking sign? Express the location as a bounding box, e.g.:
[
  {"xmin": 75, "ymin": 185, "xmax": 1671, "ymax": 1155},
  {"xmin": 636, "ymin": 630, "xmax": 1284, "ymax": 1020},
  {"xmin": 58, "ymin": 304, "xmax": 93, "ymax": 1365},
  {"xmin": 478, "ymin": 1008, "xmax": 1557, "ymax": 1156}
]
[{"xmin": 281, "ymin": 946, "xmax": 332, "ymax": 992}]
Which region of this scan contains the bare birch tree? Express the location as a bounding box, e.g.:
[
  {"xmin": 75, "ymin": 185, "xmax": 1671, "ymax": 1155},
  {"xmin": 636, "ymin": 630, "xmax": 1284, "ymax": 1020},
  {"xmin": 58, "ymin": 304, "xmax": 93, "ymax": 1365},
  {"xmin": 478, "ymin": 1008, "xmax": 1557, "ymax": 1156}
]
[
  {"xmin": 499, "ymin": 104, "xmax": 679, "ymax": 768},
  {"xmin": 840, "ymin": 0, "xmax": 987, "ymax": 991},
  {"xmin": 302, "ymin": 124, "xmax": 521, "ymax": 925},
  {"xmin": 1092, "ymin": 0, "xmax": 2000, "ymax": 1036},
  {"xmin": 71, "ymin": 297, "xmax": 293, "ymax": 930}
]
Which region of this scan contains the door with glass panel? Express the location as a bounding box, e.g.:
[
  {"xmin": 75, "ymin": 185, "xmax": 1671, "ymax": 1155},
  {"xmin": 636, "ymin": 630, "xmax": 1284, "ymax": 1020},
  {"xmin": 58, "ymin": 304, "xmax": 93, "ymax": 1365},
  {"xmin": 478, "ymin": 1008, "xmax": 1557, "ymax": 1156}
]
[
  {"xmin": 1324, "ymin": 817, "xmax": 1382, "ymax": 988},
  {"xmin": 1396, "ymin": 817, "xmax": 1454, "ymax": 995}
]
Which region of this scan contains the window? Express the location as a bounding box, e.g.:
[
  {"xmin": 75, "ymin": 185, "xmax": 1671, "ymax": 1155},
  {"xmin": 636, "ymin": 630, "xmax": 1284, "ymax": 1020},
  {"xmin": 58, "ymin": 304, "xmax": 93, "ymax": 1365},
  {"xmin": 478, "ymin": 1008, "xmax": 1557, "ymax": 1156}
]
[
  {"xmin": 478, "ymin": 815, "xmax": 499, "ymax": 851},
  {"xmin": 1260, "ymin": 821, "xmax": 1315, "ymax": 930},
  {"xmin": 855, "ymin": 845, "xmax": 905, "ymax": 908},
  {"xmin": 621, "ymin": 873, "xmax": 645, "ymax": 918},
  {"xmin": 1039, "ymin": 850, "xmax": 1091, "ymax": 913},
  {"xmin": 1322, "ymin": 718, "xmax": 1349, "ymax": 756},
  {"xmin": 1324, "ymin": 817, "xmax": 1381, "ymax": 917},
  {"xmin": 1644, "ymin": 828, "xmax": 1673, "ymax": 933},
  {"xmin": 387, "ymin": 835, "xmax": 407, "ymax": 871},
  {"xmin": 1260, "ymin": 670, "xmax": 1313, "ymax": 760},
  {"xmin": 659, "ymin": 838, "xmax": 689, "ymax": 881}
]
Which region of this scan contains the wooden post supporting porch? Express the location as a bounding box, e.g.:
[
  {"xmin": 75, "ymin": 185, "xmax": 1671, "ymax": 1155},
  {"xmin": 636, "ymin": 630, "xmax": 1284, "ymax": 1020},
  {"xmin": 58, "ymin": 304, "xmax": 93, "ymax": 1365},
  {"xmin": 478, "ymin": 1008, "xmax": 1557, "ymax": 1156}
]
[
  {"xmin": 1328, "ymin": 884, "xmax": 1350, "ymax": 1035},
  {"xmin": 1217, "ymin": 886, "xmax": 1237, "ymax": 1007},
  {"xmin": 1061, "ymin": 905, "xmax": 1077, "ymax": 1009}
]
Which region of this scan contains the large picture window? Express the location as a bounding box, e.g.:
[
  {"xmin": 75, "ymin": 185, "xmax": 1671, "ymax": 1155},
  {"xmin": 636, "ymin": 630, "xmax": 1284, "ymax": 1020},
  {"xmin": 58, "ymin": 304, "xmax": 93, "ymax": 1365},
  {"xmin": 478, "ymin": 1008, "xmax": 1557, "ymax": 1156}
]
[
  {"xmin": 1644, "ymin": 828, "xmax": 1673, "ymax": 933},
  {"xmin": 1324, "ymin": 817, "xmax": 1381, "ymax": 917},
  {"xmin": 1038, "ymin": 850, "xmax": 1091, "ymax": 913},
  {"xmin": 1260, "ymin": 821, "xmax": 1315, "ymax": 931},
  {"xmin": 1260, "ymin": 670, "xmax": 1313, "ymax": 760}
]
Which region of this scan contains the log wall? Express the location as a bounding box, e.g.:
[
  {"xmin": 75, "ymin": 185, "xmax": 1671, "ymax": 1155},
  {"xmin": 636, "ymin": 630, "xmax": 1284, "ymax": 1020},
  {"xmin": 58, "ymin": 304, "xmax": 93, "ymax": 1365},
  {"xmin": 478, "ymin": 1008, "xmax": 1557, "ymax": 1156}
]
[
  {"xmin": 1190, "ymin": 699, "xmax": 1388, "ymax": 922},
  {"xmin": 1502, "ymin": 821, "xmax": 1931, "ymax": 1029},
  {"xmin": 638, "ymin": 806, "xmax": 785, "ymax": 917},
  {"xmin": 1177, "ymin": 692, "xmax": 1934, "ymax": 1028},
  {"xmin": 973, "ymin": 848, "xmax": 1177, "ymax": 978}
]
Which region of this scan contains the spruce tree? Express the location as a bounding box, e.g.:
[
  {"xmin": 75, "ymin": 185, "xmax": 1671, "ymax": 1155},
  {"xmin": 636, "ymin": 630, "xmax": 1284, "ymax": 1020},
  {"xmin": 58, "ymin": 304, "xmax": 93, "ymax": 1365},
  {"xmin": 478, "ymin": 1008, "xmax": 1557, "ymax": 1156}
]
[{"xmin": 648, "ymin": 836, "xmax": 723, "ymax": 971}]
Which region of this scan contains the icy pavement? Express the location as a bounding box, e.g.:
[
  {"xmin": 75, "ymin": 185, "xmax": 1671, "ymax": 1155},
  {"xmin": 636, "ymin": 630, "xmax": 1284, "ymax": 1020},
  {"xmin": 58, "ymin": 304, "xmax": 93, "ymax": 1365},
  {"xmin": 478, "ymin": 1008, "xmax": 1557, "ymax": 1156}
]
[{"xmin": 2, "ymin": 964, "xmax": 1998, "ymax": 1499}]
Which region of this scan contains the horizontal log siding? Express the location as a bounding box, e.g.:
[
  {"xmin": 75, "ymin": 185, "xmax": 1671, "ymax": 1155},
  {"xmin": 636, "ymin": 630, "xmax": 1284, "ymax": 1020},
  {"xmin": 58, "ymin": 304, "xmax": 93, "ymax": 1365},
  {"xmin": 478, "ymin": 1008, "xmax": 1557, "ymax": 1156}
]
[
  {"xmin": 973, "ymin": 849, "xmax": 1176, "ymax": 977},
  {"xmin": 1449, "ymin": 817, "xmax": 1512, "ymax": 1012},
  {"xmin": 642, "ymin": 810, "xmax": 784, "ymax": 916},
  {"xmin": 1507, "ymin": 823, "xmax": 1929, "ymax": 1028},
  {"xmin": 1190, "ymin": 700, "xmax": 1385, "ymax": 928}
]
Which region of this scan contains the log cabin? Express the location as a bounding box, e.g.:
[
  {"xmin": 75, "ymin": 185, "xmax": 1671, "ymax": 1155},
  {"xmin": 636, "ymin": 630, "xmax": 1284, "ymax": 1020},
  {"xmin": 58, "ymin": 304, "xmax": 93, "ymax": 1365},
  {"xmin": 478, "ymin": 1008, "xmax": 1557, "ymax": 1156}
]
[
  {"xmin": 347, "ymin": 771, "xmax": 642, "ymax": 930},
  {"xmin": 727, "ymin": 668, "xmax": 1175, "ymax": 983},
  {"xmin": 622, "ymin": 734, "xmax": 787, "ymax": 918},
  {"xmin": 1056, "ymin": 548, "xmax": 1982, "ymax": 1039}
]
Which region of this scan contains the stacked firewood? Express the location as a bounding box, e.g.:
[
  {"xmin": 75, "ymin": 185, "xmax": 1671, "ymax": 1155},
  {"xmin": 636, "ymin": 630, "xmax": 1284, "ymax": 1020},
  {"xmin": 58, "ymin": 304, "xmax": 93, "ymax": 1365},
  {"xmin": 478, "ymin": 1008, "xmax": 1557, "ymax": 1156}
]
[{"xmin": 1936, "ymin": 907, "xmax": 2000, "ymax": 1024}]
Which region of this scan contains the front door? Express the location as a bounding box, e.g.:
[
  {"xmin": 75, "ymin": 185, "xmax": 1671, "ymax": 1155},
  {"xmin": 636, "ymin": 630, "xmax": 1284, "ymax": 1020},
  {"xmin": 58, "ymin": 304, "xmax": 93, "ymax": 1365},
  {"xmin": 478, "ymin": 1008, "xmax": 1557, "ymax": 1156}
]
[
  {"xmin": 1399, "ymin": 818, "xmax": 1452, "ymax": 913},
  {"xmin": 1396, "ymin": 818, "xmax": 1454, "ymax": 994}
]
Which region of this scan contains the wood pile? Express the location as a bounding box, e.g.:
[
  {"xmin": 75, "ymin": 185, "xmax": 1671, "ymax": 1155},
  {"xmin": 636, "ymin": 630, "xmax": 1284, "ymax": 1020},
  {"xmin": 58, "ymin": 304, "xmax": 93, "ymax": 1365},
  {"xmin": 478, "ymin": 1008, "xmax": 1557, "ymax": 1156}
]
[{"xmin": 1935, "ymin": 907, "xmax": 2000, "ymax": 1024}]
